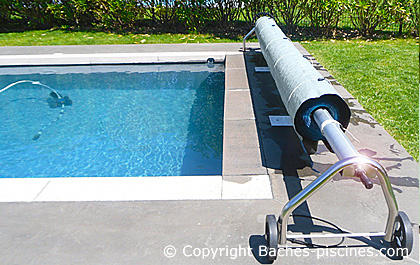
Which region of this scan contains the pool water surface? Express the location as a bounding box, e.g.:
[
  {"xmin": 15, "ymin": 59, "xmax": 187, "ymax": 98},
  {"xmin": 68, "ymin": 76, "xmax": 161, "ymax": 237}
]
[{"xmin": 0, "ymin": 64, "xmax": 225, "ymax": 177}]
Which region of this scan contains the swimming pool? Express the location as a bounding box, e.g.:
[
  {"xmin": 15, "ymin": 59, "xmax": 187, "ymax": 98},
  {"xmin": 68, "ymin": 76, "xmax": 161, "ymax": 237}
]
[{"xmin": 0, "ymin": 64, "xmax": 225, "ymax": 178}]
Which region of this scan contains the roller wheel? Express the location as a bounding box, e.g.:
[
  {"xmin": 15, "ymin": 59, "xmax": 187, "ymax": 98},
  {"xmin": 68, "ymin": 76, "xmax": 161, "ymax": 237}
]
[
  {"xmin": 391, "ymin": 211, "xmax": 413, "ymax": 257},
  {"xmin": 265, "ymin": 215, "xmax": 278, "ymax": 261}
]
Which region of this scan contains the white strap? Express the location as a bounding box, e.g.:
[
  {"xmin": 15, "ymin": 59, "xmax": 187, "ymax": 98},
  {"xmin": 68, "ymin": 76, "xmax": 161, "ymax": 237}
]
[
  {"xmin": 319, "ymin": 119, "xmax": 360, "ymax": 143},
  {"xmin": 319, "ymin": 119, "xmax": 342, "ymax": 135}
]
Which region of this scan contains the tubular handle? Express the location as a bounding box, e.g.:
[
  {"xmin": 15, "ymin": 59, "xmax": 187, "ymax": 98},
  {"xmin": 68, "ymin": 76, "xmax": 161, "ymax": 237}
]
[{"xmin": 355, "ymin": 168, "xmax": 373, "ymax": 189}]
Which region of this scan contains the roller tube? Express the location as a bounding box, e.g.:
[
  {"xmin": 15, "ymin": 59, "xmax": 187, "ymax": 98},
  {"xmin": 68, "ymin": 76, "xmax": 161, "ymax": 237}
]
[{"xmin": 254, "ymin": 16, "xmax": 351, "ymax": 142}]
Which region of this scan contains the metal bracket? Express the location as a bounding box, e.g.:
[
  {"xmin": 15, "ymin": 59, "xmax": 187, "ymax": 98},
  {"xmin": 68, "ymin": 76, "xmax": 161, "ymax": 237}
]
[
  {"xmin": 255, "ymin": 67, "xmax": 270, "ymax": 73},
  {"xmin": 269, "ymin": 115, "xmax": 293, "ymax": 126},
  {"xmin": 277, "ymin": 156, "xmax": 399, "ymax": 245},
  {"xmin": 243, "ymin": 27, "xmax": 255, "ymax": 51}
]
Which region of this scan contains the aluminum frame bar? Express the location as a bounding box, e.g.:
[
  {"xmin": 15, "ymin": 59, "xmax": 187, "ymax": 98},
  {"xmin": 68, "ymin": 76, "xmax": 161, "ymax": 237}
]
[
  {"xmin": 287, "ymin": 232, "xmax": 386, "ymax": 240},
  {"xmin": 243, "ymin": 27, "xmax": 255, "ymax": 51},
  {"xmin": 278, "ymin": 156, "xmax": 399, "ymax": 245}
]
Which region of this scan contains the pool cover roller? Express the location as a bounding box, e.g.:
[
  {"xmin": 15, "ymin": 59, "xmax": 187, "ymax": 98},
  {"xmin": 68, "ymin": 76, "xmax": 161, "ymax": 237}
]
[
  {"xmin": 246, "ymin": 16, "xmax": 414, "ymax": 261},
  {"xmin": 254, "ymin": 16, "xmax": 350, "ymax": 142}
]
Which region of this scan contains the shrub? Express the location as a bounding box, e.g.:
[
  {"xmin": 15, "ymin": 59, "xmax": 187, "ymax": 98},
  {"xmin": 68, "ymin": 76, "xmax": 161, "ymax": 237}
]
[
  {"xmin": 92, "ymin": 0, "xmax": 143, "ymax": 29},
  {"xmin": 48, "ymin": 0, "xmax": 97, "ymax": 28},
  {"xmin": 0, "ymin": 0, "xmax": 418, "ymax": 36},
  {"xmin": 176, "ymin": 0, "xmax": 209, "ymax": 32},
  {"xmin": 348, "ymin": 0, "xmax": 396, "ymax": 35},
  {"xmin": 407, "ymin": 0, "xmax": 419, "ymax": 34},
  {"xmin": 273, "ymin": 0, "xmax": 305, "ymax": 30},
  {"xmin": 391, "ymin": 0, "xmax": 410, "ymax": 34},
  {"xmin": 302, "ymin": 0, "xmax": 347, "ymax": 33},
  {"xmin": 9, "ymin": 0, "xmax": 58, "ymax": 28},
  {"xmin": 241, "ymin": 0, "xmax": 274, "ymax": 24},
  {"xmin": 143, "ymin": 0, "xmax": 180, "ymax": 27},
  {"xmin": 207, "ymin": 0, "xmax": 241, "ymax": 27},
  {"xmin": 0, "ymin": 0, "xmax": 10, "ymax": 22}
]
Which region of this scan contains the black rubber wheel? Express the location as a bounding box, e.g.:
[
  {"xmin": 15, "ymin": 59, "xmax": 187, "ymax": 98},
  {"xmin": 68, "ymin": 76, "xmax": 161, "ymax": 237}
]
[
  {"xmin": 265, "ymin": 215, "xmax": 278, "ymax": 261},
  {"xmin": 391, "ymin": 211, "xmax": 413, "ymax": 257}
]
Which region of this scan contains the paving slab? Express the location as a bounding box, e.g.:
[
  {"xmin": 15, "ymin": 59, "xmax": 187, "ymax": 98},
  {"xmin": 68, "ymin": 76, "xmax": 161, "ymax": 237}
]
[
  {"xmin": 34, "ymin": 176, "xmax": 223, "ymax": 201},
  {"xmin": 225, "ymin": 68, "xmax": 250, "ymax": 90},
  {"xmin": 0, "ymin": 178, "xmax": 50, "ymax": 202},
  {"xmin": 224, "ymin": 90, "xmax": 256, "ymax": 120},
  {"xmin": 223, "ymin": 54, "xmax": 267, "ymax": 177},
  {"xmin": 0, "ymin": 52, "xmax": 228, "ymax": 66},
  {"xmin": 225, "ymin": 54, "xmax": 247, "ymax": 69},
  {"xmin": 0, "ymin": 200, "xmax": 417, "ymax": 264},
  {"xmin": 0, "ymin": 43, "xmax": 260, "ymax": 55},
  {"xmin": 222, "ymin": 175, "xmax": 273, "ymax": 199},
  {"xmin": 223, "ymin": 145, "xmax": 268, "ymax": 176}
]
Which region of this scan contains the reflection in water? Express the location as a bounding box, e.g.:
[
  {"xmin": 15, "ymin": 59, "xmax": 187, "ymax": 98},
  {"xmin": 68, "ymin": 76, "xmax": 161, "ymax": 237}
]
[
  {"xmin": 181, "ymin": 72, "xmax": 224, "ymax": 175},
  {"xmin": 187, "ymin": 72, "xmax": 224, "ymax": 157}
]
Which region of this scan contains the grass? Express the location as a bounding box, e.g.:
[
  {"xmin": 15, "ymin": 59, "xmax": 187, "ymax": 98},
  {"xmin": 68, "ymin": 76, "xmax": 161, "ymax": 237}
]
[
  {"xmin": 0, "ymin": 29, "xmax": 247, "ymax": 46},
  {"xmin": 0, "ymin": 29, "xmax": 417, "ymax": 160},
  {"xmin": 301, "ymin": 39, "xmax": 419, "ymax": 161}
]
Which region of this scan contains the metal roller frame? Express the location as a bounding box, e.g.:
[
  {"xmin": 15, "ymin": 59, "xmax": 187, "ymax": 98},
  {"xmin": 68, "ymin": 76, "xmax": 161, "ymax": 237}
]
[
  {"xmin": 278, "ymin": 108, "xmax": 399, "ymax": 245},
  {"xmin": 243, "ymin": 21, "xmax": 406, "ymax": 249}
]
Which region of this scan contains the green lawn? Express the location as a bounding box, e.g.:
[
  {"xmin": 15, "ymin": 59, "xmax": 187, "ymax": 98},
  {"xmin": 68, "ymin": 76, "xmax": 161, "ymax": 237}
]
[
  {"xmin": 0, "ymin": 29, "xmax": 244, "ymax": 46},
  {"xmin": 0, "ymin": 30, "xmax": 417, "ymax": 160},
  {"xmin": 301, "ymin": 39, "xmax": 419, "ymax": 160}
]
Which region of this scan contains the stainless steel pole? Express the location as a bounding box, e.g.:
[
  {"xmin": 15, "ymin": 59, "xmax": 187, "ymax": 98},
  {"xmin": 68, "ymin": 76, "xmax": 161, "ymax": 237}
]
[
  {"xmin": 313, "ymin": 108, "xmax": 373, "ymax": 189},
  {"xmin": 313, "ymin": 108, "xmax": 358, "ymax": 160}
]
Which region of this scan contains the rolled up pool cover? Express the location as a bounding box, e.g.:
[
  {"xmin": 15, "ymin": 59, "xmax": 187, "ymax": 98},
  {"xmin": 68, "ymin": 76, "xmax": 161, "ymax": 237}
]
[{"xmin": 255, "ymin": 16, "xmax": 350, "ymax": 142}]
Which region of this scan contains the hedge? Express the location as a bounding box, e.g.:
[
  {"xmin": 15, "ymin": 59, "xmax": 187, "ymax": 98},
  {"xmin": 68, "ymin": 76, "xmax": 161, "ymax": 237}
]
[{"xmin": 1, "ymin": 0, "xmax": 418, "ymax": 36}]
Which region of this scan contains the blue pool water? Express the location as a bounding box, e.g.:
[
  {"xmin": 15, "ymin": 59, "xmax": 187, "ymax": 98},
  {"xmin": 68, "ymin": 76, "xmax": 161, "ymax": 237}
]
[{"xmin": 0, "ymin": 64, "xmax": 224, "ymax": 177}]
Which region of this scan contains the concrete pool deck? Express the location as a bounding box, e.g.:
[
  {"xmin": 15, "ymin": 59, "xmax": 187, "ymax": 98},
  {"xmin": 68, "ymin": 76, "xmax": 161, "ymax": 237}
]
[{"xmin": 0, "ymin": 43, "xmax": 418, "ymax": 264}]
